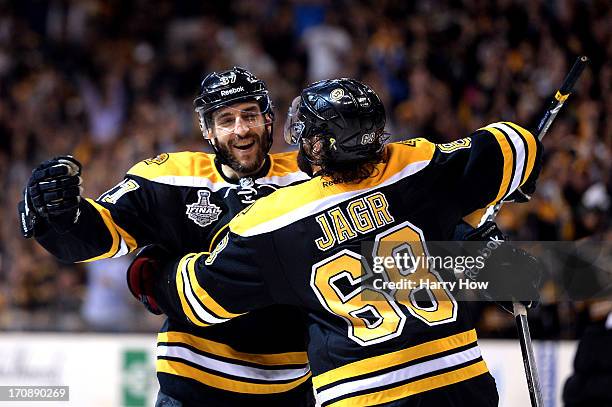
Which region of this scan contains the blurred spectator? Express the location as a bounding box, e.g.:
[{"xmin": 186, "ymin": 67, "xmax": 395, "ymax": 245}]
[
  {"xmin": 79, "ymin": 70, "xmax": 126, "ymax": 145},
  {"xmin": 563, "ymin": 305, "xmax": 612, "ymax": 406},
  {"xmin": 301, "ymin": 9, "xmax": 352, "ymax": 82},
  {"xmin": 81, "ymin": 257, "xmax": 135, "ymax": 332}
]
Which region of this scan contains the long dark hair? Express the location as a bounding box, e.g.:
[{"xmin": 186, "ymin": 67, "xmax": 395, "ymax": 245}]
[{"xmin": 315, "ymin": 132, "xmax": 389, "ymax": 184}]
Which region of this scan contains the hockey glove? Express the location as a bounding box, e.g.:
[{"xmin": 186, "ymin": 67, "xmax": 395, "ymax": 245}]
[
  {"xmin": 463, "ymin": 221, "xmax": 544, "ymax": 313},
  {"xmin": 127, "ymin": 245, "xmax": 170, "ymax": 315},
  {"xmin": 19, "ymin": 156, "xmax": 83, "ymax": 237},
  {"xmin": 18, "ymin": 190, "xmax": 38, "ymax": 238}
]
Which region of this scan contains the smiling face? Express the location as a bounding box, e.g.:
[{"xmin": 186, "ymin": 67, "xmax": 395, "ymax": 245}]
[{"xmin": 209, "ymin": 101, "xmax": 270, "ymax": 178}]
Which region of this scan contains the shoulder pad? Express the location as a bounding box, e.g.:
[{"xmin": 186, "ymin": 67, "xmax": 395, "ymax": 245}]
[
  {"xmin": 394, "ymin": 137, "xmax": 431, "ymax": 148},
  {"xmin": 269, "ymin": 151, "xmax": 299, "ymax": 173},
  {"xmin": 260, "ymin": 151, "xmax": 309, "ymax": 187},
  {"xmin": 387, "ymin": 138, "xmax": 436, "ymax": 162},
  {"xmin": 127, "ymin": 152, "xmax": 219, "ymax": 182}
]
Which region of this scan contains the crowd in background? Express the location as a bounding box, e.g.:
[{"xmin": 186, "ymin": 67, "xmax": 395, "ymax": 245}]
[{"xmin": 0, "ymin": 0, "xmax": 609, "ymax": 337}]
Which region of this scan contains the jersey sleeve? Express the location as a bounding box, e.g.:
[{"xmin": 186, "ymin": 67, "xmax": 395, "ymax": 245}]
[
  {"xmin": 34, "ymin": 164, "xmax": 160, "ymax": 263},
  {"xmin": 432, "ymin": 121, "xmax": 541, "ymax": 216},
  {"xmin": 154, "ymin": 232, "xmax": 274, "ymax": 327}
]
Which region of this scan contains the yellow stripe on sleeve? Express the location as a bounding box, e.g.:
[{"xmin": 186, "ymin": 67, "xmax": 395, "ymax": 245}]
[
  {"xmin": 81, "ymin": 199, "xmax": 138, "ymax": 262},
  {"xmin": 462, "ymin": 209, "xmax": 487, "ymax": 228},
  {"xmin": 313, "ymin": 329, "xmax": 478, "ymax": 389},
  {"xmin": 175, "ymin": 254, "xmax": 210, "ymax": 327},
  {"xmin": 503, "ymin": 122, "xmax": 537, "ymax": 185},
  {"xmin": 81, "ymin": 199, "xmax": 120, "ymax": 262},
  {"xmin": 157, "ymin": 359, "xmax": 312, "ymax": 394},
  {"xmin": 116, "ymin": 222, "xmax": 138, "ymax": 253},
  {"xmin": 327, "ymin": 360, "xmax": 489, "ymax": 407},
  {"xmin": 158, "ymin": 331, "xmax": 309, "ymax": 365},
  {"xmin": 478, "ymin": 126, "xmax": 514, "ymax": 207},
  {"xmin": 186, "ymin": 253, "xmax": 244, "ymax": 319},
  {"xmin": 208, "ymin": 224, "xmax": 230, "ymax": 253}
]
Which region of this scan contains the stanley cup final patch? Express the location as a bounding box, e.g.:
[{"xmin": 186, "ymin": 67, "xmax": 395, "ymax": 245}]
[{"xmin": 186, "ymin": 190, "xmax": 222, "ymax": 227}]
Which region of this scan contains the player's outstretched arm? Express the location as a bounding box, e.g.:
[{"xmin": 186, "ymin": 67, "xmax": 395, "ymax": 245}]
[
  {"xmin": 132, "ymin": 233, "xmax": 274, "ymax": 326},
  {"xmin": 435, "ymin": 122, "xmax": 542, "ymax": 218},
  {"xmin": 19, "ymin": 156, "xmax": 157, "ymax": 263}
]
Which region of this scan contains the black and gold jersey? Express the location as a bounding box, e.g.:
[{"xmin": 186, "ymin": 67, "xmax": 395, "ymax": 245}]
[
  {"xmin": 35, "ymin": 151, "xmax": 314, "ymax": 406},
  {"xmin": 157, "ymin": 122, "xmax": 540, "ymax": 406}
]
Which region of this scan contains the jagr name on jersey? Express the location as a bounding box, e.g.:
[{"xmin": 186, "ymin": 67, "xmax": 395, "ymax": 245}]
[{"xmin": 315, "ymin": 192, "xmax": 395, "ymax": 251}]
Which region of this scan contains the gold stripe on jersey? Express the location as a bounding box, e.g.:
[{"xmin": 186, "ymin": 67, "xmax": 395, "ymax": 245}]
[
  {"xmin": 128, "ymin": 152, "xmax": 220, "ymax": 182},
  {"xmin": 503, "ymin": 121, "xmax": 537, "ymax": 185},
  {"xmin": 176, "ymin": 254, "xmax": 210, "ymax": 327},
  {"xmin": 128, "ymin": 151, "xmax": 305, "ymax": 188},
  {"xmin": 463, "ymin": 209, "xmax": 487, "ymax": 228},
  {"xmin": 478, "ymin": 126, "xmax": 514, "ymax": 207},
  {"xmin": 230, "ymin": 141, "xmax": 436, "ymax": 237},
  {"xmin": 208, "ymin": 223, "xmax": 230, "ymax": 252},
  {"xmin": 157, "ymin": 359, "xmax": 312, "ymax": 394},
  {"xmin": 327, "ymin": 361, "xmax": 489, "ymax": 407},
  {"xmin": 158, "ymin": 331, "xmax": 308, "ymax": 365},
  {"xmin": 81, "ymin": 199, "xmax": 137, "ymax": 262},
  {"xmin": 186, "ymin": 252, "xmax": 244, "ymax": 319},
  {"xmin": 312, "ymin": 329, "xmax": 477, "ymax": 389},
  {"xmin": 268, "ymin": 151, "xmax": 300, "ymax": 175}
]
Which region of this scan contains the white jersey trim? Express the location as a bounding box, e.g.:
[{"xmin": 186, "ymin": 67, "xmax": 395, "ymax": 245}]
[
  {"xmin": 490, "ymin": 123, "xmax": 526, "ymax": 198},
  {"xmin": 112, "ymin": 237, "xmax": 129, "ymax": 258},
  {"xmin": 239, "ymin": 159, "xmax": 431, "ymax": 237},
  {"xmin": 145, "ymin": 171, "xmax": 308, "ymax": 190},
  {"xmin": 316, "ymin": 345, "xmax": 482, "ymax": 404},
  {"xmin": 256, "ymin": 171, "xmax": 310, "ymax": 187},
  {"xmin": 158, "ymin": 345, "xmax": 311, "ymax": 382},
  {"xmin": 148, "ymin": 175, "xmax": 233, "ymax": 191},
  {"xmin": 180, "ymin": 255, "xmax": 230, "ymax": 325}
]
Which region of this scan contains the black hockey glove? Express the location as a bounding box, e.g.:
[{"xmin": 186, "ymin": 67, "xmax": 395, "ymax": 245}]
[
  {"xmin": 127, "ymin": 245, "xmax": 170, "ymax": 315},
  {"xmin": 463, "ymin": 221, "xmax": 544, "ymax": 313},
  {"xmin": 18, "ymin": 156, "xmax": 83, "ymax": 237}
]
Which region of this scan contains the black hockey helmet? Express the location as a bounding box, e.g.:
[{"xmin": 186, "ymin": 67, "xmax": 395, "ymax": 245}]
[
  {"xmin": 284, "ymin": 78, "xmax": 386, "ymax": 163},
  {"xmin": 194, "ymin": 67, "xmax": 274, "ymax": 151}
]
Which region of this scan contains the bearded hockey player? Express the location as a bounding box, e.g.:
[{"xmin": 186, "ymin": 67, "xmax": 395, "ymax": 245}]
[{"xmin": 18, "ymin": 67, "xmax": 314, "ymax": 406}]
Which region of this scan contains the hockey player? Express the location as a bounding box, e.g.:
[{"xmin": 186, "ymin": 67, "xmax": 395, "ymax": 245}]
[
  {"xmin": 18, "ymin": 67, "xmax": 314, "ymax": 406},
  {"xmin": 136, "ymin": 78, "xmax": 545, "ymax": 406}
]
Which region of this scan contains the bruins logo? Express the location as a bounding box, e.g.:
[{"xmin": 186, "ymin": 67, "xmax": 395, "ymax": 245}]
[
  {"xmin": 437, "ymin": 139, "xmax": 472, "ymax": 153},
  {"xmin": 144, "ymin": 153, "xmax": 169, "ymax": 165},
  {"xmin": 330, "ymin": 88, "xmax": 344, "ymax": 101}
]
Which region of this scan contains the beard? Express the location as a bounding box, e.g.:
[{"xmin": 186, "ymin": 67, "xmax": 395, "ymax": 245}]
[
  {"xmin": 215, "ymin": 130, "xmax": 268, "ymax": 175},
  {"xmin": 297, "ymin": 147, "xmax": 314, "ymax": 177}
]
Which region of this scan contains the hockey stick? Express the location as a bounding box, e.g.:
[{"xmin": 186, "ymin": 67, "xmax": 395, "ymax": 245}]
[{"xmin": 482, "ymin": 55, "xmax": 589, "ymax": 407}]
